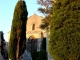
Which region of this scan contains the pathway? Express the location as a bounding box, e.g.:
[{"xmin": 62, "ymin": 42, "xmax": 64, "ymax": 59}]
[
  {"xmin": 0, "ymin": 53, "xmax": 4, "ymax": 60},
  {"xmin": 23, "ymin": 50, "xmax": 32, "ymax": 60}
]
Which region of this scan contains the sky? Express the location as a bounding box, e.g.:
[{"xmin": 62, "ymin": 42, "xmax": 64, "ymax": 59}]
[{"xmin": 0, "ymin": 0, "xmax": 42, "ymax": 42}]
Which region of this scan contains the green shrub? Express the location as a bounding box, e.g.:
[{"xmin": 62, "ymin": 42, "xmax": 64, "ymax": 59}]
[
  {"xmin": 31, "ymin": 52, "xmax": 39, "ymax": 60},
  {"xmin": 41, "ymin": 37, "xmax": 46, "ymax": 51},
  {"xmin": 38, "ymin": 49, "xmax": 47, "ymax": 60},
  {"xmin": 49, "ymin": 0, "xmax": 80, "ymax": 60}
]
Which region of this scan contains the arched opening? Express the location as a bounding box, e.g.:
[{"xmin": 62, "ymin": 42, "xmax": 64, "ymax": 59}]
[{"xmin": 27, "ymin": 35, "xmax": 37, "ymax": 52}]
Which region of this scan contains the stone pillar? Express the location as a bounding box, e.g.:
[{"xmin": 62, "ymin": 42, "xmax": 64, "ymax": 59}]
[
  {"xmin": 37, "ymin": 38, "xmax": 41, "ymax": 51},
  {"xmin": 46, "ymin": 29, "xmax": 53, "ymax": 60}
]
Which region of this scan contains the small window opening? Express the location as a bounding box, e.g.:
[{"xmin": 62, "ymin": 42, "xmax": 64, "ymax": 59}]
[{"xmin": 32, "ymin": 24, "xmax": 35, "ymax": 30}]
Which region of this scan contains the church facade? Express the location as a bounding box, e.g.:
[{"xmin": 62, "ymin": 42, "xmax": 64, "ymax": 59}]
[
  {"xmin": 26, "ymin": 14, "xmax": 46, "ymax": 52},
  {"xmin": 26, "ymin": 14, "xmax": 46, "ymax": 39}
]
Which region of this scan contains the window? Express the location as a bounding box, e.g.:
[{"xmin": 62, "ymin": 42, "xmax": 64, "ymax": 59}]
[{"xmin": 32, "ymin": 24, "xmax": 35, "ymax": 30}]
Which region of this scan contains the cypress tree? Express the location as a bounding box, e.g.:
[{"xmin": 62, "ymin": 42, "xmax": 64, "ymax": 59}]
[
  {"xmin": 41, "ymin": 38, "xmax": 46, "ymax": 51},
  {"xmin": 49, "ymin": 0, "xmax": 80, "ymax": 60},
  {"xmin": 8, "ymin": 0, "xmax": 28, "ymax": 60}
]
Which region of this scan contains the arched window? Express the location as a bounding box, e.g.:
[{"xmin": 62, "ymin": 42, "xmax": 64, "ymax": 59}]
[{"xmin": 32, "ymin": 24, "xmax": 35, "ymax": 30}]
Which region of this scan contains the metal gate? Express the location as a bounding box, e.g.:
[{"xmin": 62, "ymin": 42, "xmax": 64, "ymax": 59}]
[{"xmin": 26, "ymin": 38, "xmax": 37, "ymax": 52}]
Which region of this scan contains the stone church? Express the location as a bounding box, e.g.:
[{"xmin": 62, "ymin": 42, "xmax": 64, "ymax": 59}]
[
  {"xmin": 8, "ymin": 14, "xmax": 46, "ymax": 52},
  {"xmin": 26, "ymin": 14, "xmax": 46, "ymax": 52}
]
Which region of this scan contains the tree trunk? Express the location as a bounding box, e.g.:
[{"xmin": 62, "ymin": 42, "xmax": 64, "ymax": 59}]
[{"xmin": 16, "ymin": 37, "xmax": 20, "ymax": 60}]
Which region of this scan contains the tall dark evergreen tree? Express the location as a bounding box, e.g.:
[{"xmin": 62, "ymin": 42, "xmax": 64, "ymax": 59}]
[
  {"xmin": 0, "ymin": 31, "xmax": 5, "ymax": 56},
  {"xmin": 49, "ymin": 0, "xmax": 80, "ymax": 60},
  {"xmin": 8, "ymin": 0, "xmax": 28, "ymax": 60}
]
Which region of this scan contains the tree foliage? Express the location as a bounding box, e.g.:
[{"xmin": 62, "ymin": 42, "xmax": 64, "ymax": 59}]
[
  {"xmin": 41, "ymin": 38, "xmax": 46, "ymax": 51},
  {"xmin": 37, "ymin": 0, "xmax": 53, "ymax": 29},
  {"xmin": 38, "ymin": 49, "xmax": 47, "ymax": 60},
  {"xmin": 49, "ymin": 0, "xmax": 80, "ymax": 60},
  {"xmin": 0, "ymin": 31, "xmax": 5, "ymax": 56},
  {"xmin": 8, "ymin": 0, "xmax": 28, "ymax": 60}
]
